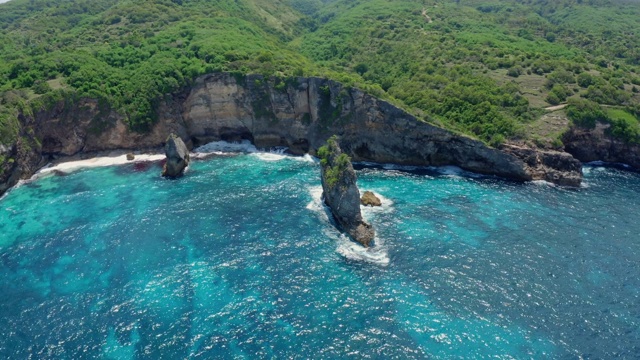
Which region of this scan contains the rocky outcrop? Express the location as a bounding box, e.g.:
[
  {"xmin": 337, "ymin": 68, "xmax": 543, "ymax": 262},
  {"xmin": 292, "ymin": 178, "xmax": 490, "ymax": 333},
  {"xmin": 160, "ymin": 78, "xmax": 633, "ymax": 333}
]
[
  {"xmin": 319, "ymin": 137, "xmax": 375, "ymax": 247},
  {"xmin": 162, "ymin": 134, "xmax": 190, "ymax": 177},
  {"xmin": 0, "ymin": 135, "xmax": 44, "ymax": 196},
  {"xmin": 501, "ymin": 144, "xmax": 583, "ymax": 186},
  {"xmin": 0, "ymin": 72, "xmax": 588, "ymax": 196},
  {"xmin": 562, "ymin": 123, "xmax": 640, "ymax": 169},
  {"xmin": 361, "ymin": 191, "xmax": 382, "ymax": 207}
]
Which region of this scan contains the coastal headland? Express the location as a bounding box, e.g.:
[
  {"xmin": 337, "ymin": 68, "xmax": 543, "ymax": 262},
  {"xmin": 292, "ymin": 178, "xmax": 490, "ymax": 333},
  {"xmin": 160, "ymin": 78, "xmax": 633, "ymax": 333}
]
[{"xmin": 2, "ymin": 72, "xmax": 629, "ymax": 195}]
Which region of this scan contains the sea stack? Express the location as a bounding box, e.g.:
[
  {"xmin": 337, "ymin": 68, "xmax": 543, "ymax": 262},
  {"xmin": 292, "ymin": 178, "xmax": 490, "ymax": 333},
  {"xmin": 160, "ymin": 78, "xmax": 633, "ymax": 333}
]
[
  {"xmin": 318, "ymin": 136, "xmax": 375, "ymax": 247},
  {"xmin": 162, "ymin": 133, "xmax": 190, "ymax": 177}
]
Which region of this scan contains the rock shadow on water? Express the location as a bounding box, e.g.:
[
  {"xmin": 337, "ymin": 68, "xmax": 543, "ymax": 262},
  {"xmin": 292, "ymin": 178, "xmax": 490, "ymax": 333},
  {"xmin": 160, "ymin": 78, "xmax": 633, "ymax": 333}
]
[{"xmin": 113, "ymin": 160, "xmax": 163, "ymax": 176}]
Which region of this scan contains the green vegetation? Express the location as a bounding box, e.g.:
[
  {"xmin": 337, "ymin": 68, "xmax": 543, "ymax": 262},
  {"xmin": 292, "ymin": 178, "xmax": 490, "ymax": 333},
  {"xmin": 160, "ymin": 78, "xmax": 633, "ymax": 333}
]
[
  {"xmin": 318, "ymin": 135, "xmax": 350, "ymax": 188},
  {"xmin": 566, "ymin": 98, "xmax": 608, "ymax": 129},
  {"xmin": 0, "ymin": 0, "xmax": 639, "ymax": 146},
  {"xmin": 0, "ymin": 0, "xmax": 316, "ymax": 135},
  {"xmin": 566, "ymin": 98, "xmax": 640, "ymax": 143},
  {"xmin": 606, "ymin": 108, "xmax": 640, "ymax": 144}
]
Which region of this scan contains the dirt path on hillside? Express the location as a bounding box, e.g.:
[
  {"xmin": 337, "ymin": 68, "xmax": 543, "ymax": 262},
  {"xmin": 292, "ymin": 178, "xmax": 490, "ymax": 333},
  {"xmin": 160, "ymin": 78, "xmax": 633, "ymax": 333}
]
[
  {"xmin": 421, "ymin": 8, "xmax": 433, "ymax": 23},
  {"xmin": 545, "ymin": 104, "xmax": 568, "ymax": 111}
]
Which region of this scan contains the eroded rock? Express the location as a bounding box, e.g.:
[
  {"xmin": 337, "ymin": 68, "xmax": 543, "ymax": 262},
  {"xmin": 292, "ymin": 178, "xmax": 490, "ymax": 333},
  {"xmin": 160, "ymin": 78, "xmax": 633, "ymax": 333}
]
[
  {"xmin": 319, "ymin": 136, "xmax": 375, "ymax": 247},
  {"xmin": 361, "ymin": 191, "xmax": 382, "ymax": 207},
  {"xmin": 501, "ymin": 143, "xmax": 583, "ymax": 186},
  {"xmin": 162, "ymin": 134, "xmax": 190, "ymax": 177}
]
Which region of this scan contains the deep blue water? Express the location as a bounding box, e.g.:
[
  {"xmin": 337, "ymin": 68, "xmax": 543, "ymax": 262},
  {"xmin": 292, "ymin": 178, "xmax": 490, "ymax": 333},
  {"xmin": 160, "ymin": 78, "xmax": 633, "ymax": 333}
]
[{"xmin": 0, "ymin": 149, "xmax": 639, "ymax": 359}]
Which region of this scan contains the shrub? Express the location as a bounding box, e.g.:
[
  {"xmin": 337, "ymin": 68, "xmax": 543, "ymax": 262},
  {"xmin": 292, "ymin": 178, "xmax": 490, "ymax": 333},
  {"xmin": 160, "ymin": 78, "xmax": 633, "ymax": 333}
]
[
  {"xmin": 32, "ymin": 80, "xmax": 52, "ymax": 95},
  {"xmin": 577, "ymin": 73, "xmax": 596, "ymax": 88},
  {"xmin": 546, "ymin": 84, "xmax": 570, "ymax": 105},
  {"xmin": 354, "ymin": 63, "xmax": 368, "ymax": 75},
  {"xmin": 318, "ymin": 136, "xmax": 351, "ymax": 188},
  {"xmin": 545, "ymin": 70, "xmax": 575, "ymax": 89},
  {"xmin": 566, "ymin": 98, "xmax": 608, "ymax": 129},
  {"xmin": 506, "ymin": 67, "xmax": 521, "ymax": 78},
  {"xmin": 606, "ymin": 109, "xmax": 640, "ymax": 143},
  {"xmin": 546, "ymin": 92, "xmax": 561, "ymax": 105}
]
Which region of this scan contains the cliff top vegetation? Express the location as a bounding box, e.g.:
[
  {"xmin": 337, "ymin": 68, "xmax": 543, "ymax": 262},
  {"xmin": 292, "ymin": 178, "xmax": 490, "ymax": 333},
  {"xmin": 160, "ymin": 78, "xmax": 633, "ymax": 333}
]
[
  {"xmin": 1, "ymin": 0, "xmax": 639, "ymax": 147},
  {"xmin": 318, "ymin": 136, "xmax": 351, "ymax": 188}
]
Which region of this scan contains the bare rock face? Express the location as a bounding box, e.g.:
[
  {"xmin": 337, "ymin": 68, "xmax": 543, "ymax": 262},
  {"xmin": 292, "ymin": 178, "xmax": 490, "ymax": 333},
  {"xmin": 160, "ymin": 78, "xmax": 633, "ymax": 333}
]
[
  {"xmin": 0, "ymin": 72, "xmax": 592, "ymax": 196},
  {"xmin": 181, "ymin": 73, "xmax": 583, "ymax": 186},
  {"xmin": 0, "ymin": 136, "xmax": 44, "ymax": 195},
  {"xmin": 162, "ymin": 134, "xmax": 190, "ymax": 177},
  {"xmin": 319, "ymin": 137, "xmax": 375, "ymax": 247},
  {"xmin": 562, "ymin": 123, "xmax": 640, "ymax": 169},
  {"xmin": 501, "ymin": 144, "xmax": 583, "ymax": 186},
  {"xmin": 361, "ymin": 191, "xmax": 382, "ymax": 207}
]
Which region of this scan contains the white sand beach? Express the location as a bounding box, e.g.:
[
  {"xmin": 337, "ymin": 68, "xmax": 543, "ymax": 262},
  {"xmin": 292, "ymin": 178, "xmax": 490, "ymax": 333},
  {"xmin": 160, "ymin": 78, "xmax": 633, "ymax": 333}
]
[{"xmin": 37, "ymin": 153, "xmax": 165, "ymax": 175}]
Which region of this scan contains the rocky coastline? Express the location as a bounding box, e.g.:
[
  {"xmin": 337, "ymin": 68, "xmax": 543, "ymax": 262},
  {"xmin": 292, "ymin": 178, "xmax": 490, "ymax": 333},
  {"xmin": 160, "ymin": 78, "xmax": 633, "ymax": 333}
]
[
  {"xmin": 562, "ymin": 123, "xmax": 640, "ymax": 169},
  {"xmin": 2, "ymin": 72, "xmax": 636, "ymax": 196}
]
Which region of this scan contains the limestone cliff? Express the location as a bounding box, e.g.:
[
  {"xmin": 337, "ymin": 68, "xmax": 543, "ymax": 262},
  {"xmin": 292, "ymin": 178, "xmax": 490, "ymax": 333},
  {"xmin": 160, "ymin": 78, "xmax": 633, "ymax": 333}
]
[
  {"xmin": 562, "ymin": 123, "xmax": 640, "ymax": 168},
  {"xmin": 319, "ymin": 137, "xmax": 375, "ymax": 247},
  {"xmin": 0, "ymin": 73, "xmax": 587, "ymax": 196},
  {"xmin": 179, "ymin": 73, "xmax": 582, "ymax": 185}
]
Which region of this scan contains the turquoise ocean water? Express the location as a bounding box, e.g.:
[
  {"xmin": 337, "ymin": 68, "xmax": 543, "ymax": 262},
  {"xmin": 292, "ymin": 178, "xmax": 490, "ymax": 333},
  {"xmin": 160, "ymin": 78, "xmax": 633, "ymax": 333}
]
[{"xmin": 0, "ymin": 145, "xmax": 639, "ymax": 359}]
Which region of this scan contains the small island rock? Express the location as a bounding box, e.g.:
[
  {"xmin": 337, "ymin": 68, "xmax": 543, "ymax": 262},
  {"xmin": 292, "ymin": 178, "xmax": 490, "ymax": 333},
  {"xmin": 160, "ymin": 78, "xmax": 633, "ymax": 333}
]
[
  {"xmin": 361, "ymin": 191, "xmax": 382, "ymax": 207},
  {"xmin": 126, "ymin": 153, "xmax": 135, "ymax": 161},
  {"xmin": 319, "ymin": 136, "xmax": 375, "ymax": 247},
  {"xmin": 162, "ymin": 133, "xmax": 190, "ymax": 177}
]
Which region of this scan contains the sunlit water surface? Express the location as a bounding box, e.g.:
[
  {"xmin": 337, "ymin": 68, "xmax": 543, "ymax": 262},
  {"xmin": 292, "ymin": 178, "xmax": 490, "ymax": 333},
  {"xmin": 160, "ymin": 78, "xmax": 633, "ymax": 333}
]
[{"xmin": 1, "ymin": 149, "xmax": 639, "ymax": 359}]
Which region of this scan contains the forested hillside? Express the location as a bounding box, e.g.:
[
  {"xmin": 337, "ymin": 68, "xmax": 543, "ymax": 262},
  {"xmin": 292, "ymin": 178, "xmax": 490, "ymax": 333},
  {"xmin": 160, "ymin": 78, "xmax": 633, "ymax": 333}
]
[{"xmin": 1, "ymin": 0, "xmax": 639, "ymax": 153}]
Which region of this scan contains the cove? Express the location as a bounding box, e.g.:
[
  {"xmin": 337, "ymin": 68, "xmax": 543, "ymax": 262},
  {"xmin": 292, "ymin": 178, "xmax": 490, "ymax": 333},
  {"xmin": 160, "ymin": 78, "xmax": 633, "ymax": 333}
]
[{"xmin": 0, "ymin": 148, "xmax": 639, "ymax": 358}]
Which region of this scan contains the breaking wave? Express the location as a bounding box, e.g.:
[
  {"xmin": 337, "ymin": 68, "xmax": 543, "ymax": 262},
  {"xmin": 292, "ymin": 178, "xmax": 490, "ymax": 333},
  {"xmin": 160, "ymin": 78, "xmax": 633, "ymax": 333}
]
[{"xmin": 306, "ymin": 186, "xmax": 390, "ymax": 266}]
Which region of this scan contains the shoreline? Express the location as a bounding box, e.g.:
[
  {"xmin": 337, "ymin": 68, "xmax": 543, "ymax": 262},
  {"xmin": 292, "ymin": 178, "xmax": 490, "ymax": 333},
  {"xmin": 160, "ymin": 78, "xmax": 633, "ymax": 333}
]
[
  {"xmin": 37, "ymin": 150, "xmax": 166, "ymax": 175},
  {"xmin": 2, "ymin": 142, "xmax": 637, "ymax": 201},
  {"xmin": 33, "ymin": 142, "xmax": 301, "ymax": 177}
]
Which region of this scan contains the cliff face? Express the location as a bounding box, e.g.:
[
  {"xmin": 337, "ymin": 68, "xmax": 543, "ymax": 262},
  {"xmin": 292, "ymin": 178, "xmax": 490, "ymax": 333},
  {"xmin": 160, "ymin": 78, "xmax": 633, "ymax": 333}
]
[
  {"xmin": 180, "ymin": 73, "xmax": 581, "ymax": 184},
  {"xmin": 0, "ymin": 96, "xmax": 190, "ymax": 194},
  {"xmin": 562, "ymin": 123, "xmax": 640, "ymax": 168},
  {"xmin": 0, "ymin": 73, "xmax": 585, "ymax": 195},
  {"xmin": 319, "ymin": 138, "xmax": 375, "ymax": 247},
  {"xmin": 32, "ymin": 97, "xmax": 190, "ymax": 156},
  {"xmin": 0, "ymin": 124, "xmax": 43, "ymax": 195}
]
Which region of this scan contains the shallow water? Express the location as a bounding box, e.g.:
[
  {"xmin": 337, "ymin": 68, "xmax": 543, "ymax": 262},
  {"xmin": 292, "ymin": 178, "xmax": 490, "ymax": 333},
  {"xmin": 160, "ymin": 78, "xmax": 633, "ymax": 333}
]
[{"xmin": 0, "ymin": 152, "xmax": 639, "ymax": 359}]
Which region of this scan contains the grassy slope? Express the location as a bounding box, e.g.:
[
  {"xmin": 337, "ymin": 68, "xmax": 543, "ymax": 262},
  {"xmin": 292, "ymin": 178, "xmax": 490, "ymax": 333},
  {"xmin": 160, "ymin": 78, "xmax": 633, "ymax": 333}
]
[
  {"xmin": 0, "ymin": 0, "xmax": 639, "ymax": 150},
  {"xmin": 294, "ymin": 0, "xmax": 640, "ymax": 145},
  {"xmin": 0, "ymin": 0, "xmax": 316, "ymax": 137}
]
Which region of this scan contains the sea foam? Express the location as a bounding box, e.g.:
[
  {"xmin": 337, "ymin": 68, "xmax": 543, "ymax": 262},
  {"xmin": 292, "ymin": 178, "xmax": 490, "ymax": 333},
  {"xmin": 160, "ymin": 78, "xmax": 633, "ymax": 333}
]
[
  {"xmin": 194, "ymin": 140, "xmax": 316, "ymax": 163},
  {"xmin": 193, "ymin": 140, "xmax": 258, "ymax": 154},
  {"xmin": 307, "ymin": 186, "xmax": 390, "ymax": 266}
]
